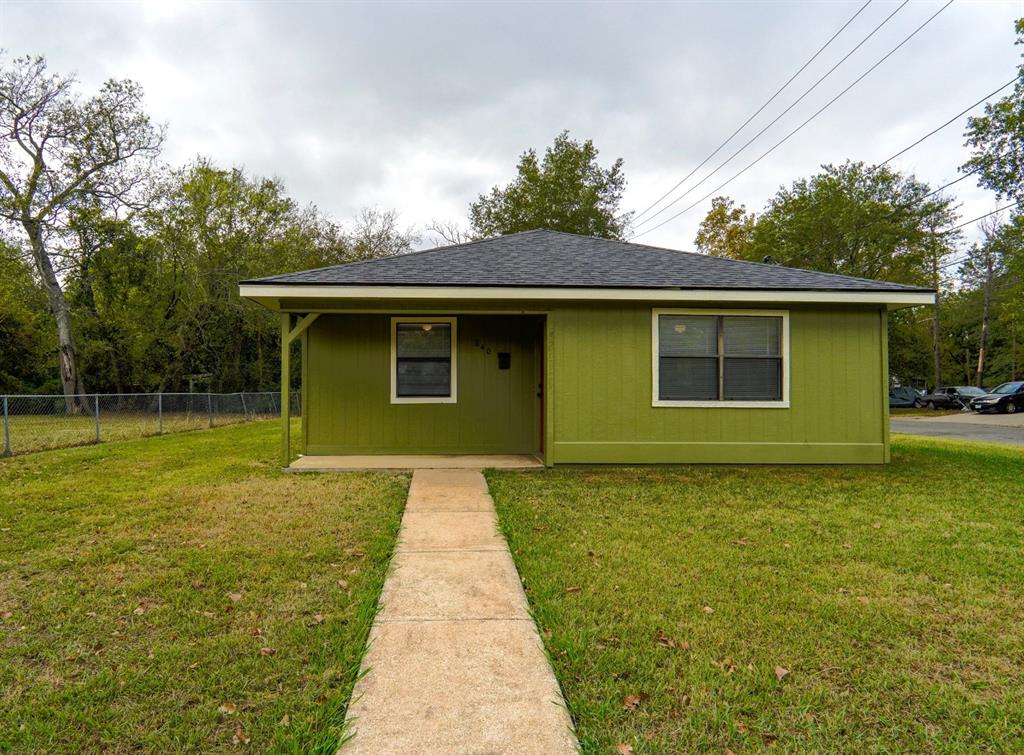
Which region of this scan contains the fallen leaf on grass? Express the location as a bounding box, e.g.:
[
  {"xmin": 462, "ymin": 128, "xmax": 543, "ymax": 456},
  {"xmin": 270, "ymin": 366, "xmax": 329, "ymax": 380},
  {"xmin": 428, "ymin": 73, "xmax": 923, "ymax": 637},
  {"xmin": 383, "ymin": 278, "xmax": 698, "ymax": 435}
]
[
  {"xmin": 565, "ymin": 586, "xmax": 582, "ymax": 593},
  {"xmin": 733, "ymin": 538, "xmax": 753, "ymax": 546},
  {"xmin": 307, "ymin": 613, "xmax": 325, "ymax": 626},
  {"xmin": 337, "ymin": 579, "xmax": 349, "ymax": 590},
  {"xmin": 279, "ymin": 714, "xmax": 290, "ymax": 727},
  {"xmin": 616, "ymin": 744, "xmax": 634, "ymax": 755},
  {"xmin": 775, "ymin": 666, "xmax": 790, "ymax": 681},
  {"xmin": 736, "ymin": 722, "xmax": 749, "ymax": 734},
  {"xmin": 227, "ymin": 593, "xmax": 243, "ymax": 603},
  {"xmin": 714, "ymin": 657, "xmax": 737, "ymax": 673},
  {"xmin": 702, "ymin": 606, "xmax": 715, "ymax": 614},
  {"xmin": 233, "ymin": 723, "xmax": 250, "ymax": 745},
  {"xmin": 872, "ymin": 522, "xmax": 882, "ymax": 529},
  {"xmin": 190, "ymin": 579, "xmax": 205, "ymax": 590},
  {"xmin": 655, "ymin": 629, "xmax": 676, "ymax": 648},
  {"xmin": 622, "ymin": 692, "xmax": 649, "ymax": 710},
  {"xmin": 132, "ymin": 606, "xmax": 145, "ymax": 616},
  {"xmin": 218, "ymin": 702, "xmax": 237, "ymax": 715},
  {"xmin": 260, "ymin": 647, "xmax": 276, "ymax": 657}
]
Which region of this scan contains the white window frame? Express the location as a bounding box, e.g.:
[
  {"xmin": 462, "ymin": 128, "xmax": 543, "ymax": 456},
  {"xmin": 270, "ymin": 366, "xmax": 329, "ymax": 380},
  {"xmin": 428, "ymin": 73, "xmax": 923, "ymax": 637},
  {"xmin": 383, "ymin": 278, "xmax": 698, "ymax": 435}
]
[
  {"xmin": 390, "ymin": 316, "xmax": 458, "ymax": 404},
  {"xmin": 652, "ymin": 308, "xmax": 790, "ymax": 409}
]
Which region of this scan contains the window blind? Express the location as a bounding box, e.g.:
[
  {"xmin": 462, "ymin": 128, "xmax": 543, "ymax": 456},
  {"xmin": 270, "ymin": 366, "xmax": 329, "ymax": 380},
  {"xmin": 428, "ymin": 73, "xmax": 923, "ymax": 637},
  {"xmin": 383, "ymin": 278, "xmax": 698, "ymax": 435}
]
[
  {"xmin": 658, "ymin": 314, "xmax": 783, "ymax": 402},
  {"xmin": 395, "ymin": 323, "xmax": 452, "ymax": 397}
]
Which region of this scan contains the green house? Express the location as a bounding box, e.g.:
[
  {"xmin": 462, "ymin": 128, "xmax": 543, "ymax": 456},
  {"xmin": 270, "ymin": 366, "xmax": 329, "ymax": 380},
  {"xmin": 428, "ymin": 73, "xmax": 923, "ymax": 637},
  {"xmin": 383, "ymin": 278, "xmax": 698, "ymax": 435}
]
[{"xmin": 240, "ymin": 230, "xmax": 933, "ymax": 467}]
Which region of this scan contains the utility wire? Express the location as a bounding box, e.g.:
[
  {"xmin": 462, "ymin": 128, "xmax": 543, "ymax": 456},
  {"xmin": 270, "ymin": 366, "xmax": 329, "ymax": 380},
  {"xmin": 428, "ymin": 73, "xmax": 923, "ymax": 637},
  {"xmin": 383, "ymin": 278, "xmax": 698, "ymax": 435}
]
[
  {"xmin": 630, "ymin": 0, "xmax": 956, "ymax": 241},
  {"xmin": 936, "ymin": 203, "xmax": 1020, "ymax": 270},
  {"xmin": 874, "ymin": 76, "xmax": 1022, "ymax": 168},
  {"xmin": 771, "ymin": 170, "xmax": 973, "ymax": 276},
  {"xmin": 632, "ymin": 0, "xmax": 905, "ymax": 231},
  {"xmin": 629, "ymin": 0, "xmax": 873, "ymax": 225}
]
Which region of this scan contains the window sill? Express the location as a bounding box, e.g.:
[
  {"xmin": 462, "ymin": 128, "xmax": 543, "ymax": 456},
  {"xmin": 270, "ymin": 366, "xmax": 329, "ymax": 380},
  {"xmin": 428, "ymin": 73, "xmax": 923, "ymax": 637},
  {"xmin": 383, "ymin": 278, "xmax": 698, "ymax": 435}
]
[
  {"xmin": 391, "ymin": 396, "xmax": 457, "ymax": 405},
  {"xmin": 652, "ymin": 400, "xmax": 790, "ymax": 409}
]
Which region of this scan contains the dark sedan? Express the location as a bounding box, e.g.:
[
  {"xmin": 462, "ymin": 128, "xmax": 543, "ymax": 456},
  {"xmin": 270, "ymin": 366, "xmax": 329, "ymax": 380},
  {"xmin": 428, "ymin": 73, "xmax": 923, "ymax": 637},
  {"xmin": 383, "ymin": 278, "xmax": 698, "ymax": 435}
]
[
  {"xmin": 919, "ymin": 386, "xmax": 987, "ymax": 410},
  {"xmin": 970, "ymin": 381, "xmax": 1024, "ymax": 414}
]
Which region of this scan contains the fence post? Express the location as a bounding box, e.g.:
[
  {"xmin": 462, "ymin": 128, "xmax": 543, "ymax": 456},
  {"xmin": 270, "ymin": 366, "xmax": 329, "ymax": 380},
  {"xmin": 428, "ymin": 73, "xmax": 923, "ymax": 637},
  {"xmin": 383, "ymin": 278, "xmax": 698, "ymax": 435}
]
[
  {"xmin": 94, "ymin": 394, "xmax": 100, "ymax": 444},
  {"xmin": 158, "ymin": 392, "xmax": 163, "ymax": 435},
  {"xmin": 239, "ymin": 392, "xmax": 247, "ymax": 421},
  {"xmin": 2, "ymin": 396, "xmax": 10, "ymax": 457},
  {"xmin": 207, "ymin": 392, "xmax": 213, "ymax": 428}
]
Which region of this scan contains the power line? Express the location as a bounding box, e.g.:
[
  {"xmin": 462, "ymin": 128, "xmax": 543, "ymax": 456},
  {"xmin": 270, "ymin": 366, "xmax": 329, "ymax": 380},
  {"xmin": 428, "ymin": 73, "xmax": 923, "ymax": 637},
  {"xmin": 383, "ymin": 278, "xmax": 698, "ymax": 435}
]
[
  {"xmin": 631, "ymin": 0, "xmax": 905, "ymax": 231},
  {"xmin": 778, "ymin": 169, "xmax": 974, "ymax": 274},
  {"xmin": 874, "ymin": 76, "xmax": 1022, "ymax": 168},
  {"xmin": 630, "ymin": 0, "xmax": 956, "ymax": 241},
  {"xmin": 629, "ymin": 0, "xmax": 874, "ymax": 225},
  {"xmin": 936, "ymin": 203, "xmax": 1020, "ymax": 271}
]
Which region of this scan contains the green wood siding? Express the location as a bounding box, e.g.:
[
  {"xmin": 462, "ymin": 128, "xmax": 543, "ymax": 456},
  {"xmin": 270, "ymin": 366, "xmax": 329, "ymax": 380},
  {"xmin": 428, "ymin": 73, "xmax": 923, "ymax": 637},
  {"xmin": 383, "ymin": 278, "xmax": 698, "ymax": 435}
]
[
  {"xmin": 548, "ymin": 304, "xmax": 886, "ymax": 464},
  {"xmin": 299, "ymin": 302, "xmax": 888, "ymax": 464},
  {"xmin": 304, "ymin": 314, "xmax": 540, "ymax": 455}
]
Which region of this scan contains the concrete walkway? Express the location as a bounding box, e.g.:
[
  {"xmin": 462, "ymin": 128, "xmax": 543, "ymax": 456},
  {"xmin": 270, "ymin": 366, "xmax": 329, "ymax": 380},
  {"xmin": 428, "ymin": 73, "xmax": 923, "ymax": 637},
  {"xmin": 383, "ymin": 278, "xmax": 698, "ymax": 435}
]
[{"xmin": 340, "ymin": 469, "xmax": 577, "ymax": 754}]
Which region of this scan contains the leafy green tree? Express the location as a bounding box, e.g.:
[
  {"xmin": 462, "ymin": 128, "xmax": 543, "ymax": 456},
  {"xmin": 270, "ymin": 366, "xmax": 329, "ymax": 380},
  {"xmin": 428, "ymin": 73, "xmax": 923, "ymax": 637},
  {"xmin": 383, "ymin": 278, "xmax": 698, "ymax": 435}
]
[
  {"xmin": 963, "ymin": 18, "xmax": 1024, "ymax": 202},
  {"xmin": 741, "ymin": 161, "xmax": 958, "ymax": 284},
  {"xmin": 695, "ymin": 162, "xmax": 961, "ymax": 387},
  {"xmin": 0, "ymin": 239, "xmax": 56, "ymax": 393},
  {"xmin": 0, "ymin": 54, "xmax": 163, "ymax": 408},
  {"xmin": 693, "ymin": 197, "xmax": 755, "ymax": 258},
  {"xmin": 469, "ymin": 131, "xmax": 630, "ymax": 239}
]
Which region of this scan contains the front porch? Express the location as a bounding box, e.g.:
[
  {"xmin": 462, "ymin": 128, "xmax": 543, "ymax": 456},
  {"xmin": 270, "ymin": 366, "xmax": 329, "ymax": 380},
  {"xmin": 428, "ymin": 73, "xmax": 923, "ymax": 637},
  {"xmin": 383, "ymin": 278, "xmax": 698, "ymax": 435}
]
[{"xmin": 278, "ymin": 311, "xmax": 549, "ymax": 467}]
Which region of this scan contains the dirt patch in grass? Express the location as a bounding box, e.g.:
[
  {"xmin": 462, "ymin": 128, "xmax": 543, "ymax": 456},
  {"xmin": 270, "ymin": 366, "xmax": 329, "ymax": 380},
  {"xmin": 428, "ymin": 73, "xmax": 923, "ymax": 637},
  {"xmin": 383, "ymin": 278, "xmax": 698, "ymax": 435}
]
[
  {"xmin": 489, "ymin": 437, "xmax": 1024, "ymax": 753},
  {"xmin": 0, "ymin": 421, "xmax": 407, "ymax": 753}
]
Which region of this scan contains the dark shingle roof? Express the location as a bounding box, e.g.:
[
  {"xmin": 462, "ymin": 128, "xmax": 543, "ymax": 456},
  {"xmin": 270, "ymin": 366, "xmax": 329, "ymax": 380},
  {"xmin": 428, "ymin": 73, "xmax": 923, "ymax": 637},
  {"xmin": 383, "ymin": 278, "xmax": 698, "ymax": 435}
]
[{"xmin": 242, "ymin": 229, "xmax": 931, "ymax": 293}]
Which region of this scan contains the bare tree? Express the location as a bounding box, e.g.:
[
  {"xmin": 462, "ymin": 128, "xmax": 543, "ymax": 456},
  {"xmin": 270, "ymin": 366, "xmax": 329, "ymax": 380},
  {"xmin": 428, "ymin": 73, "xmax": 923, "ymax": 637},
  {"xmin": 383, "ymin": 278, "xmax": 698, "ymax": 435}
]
[
  {"xmin": 348, "ymin": 207, "xmax": 418, "ymax": 260},
  {"xmin": 0, "ymin": 54, "xmax": 164, "ymax": 409},
  {"xmin": 427, "ymin": 218, "xmax": 475, "ymax": 246}
]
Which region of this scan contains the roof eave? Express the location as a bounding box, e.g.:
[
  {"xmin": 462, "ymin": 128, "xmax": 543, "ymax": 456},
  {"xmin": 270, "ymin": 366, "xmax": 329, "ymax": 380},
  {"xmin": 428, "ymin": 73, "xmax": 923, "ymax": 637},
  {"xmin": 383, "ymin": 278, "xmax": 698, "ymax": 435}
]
[{"xmin": 239, "ymin": 283, "xmax": 935, "ymax": 309}]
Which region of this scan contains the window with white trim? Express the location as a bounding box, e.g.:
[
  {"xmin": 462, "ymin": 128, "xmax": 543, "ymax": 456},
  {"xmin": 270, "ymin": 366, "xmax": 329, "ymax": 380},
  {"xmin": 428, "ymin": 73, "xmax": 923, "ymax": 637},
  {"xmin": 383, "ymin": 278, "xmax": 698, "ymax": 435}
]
[
  {"xmin": 653, "ymin": 310, "xmax": 788, "ymax": 407},
  {"xmin": 391, "ymin": 317, "xmax": 457, "ymax": 404}
]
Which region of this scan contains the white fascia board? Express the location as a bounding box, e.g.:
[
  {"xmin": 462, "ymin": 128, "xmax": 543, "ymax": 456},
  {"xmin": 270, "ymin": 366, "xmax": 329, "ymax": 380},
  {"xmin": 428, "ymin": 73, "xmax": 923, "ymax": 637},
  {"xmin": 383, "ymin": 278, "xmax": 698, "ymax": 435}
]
[{"xmin": 238, "ymin": 284, "xmax": 935, "ymax": 307}]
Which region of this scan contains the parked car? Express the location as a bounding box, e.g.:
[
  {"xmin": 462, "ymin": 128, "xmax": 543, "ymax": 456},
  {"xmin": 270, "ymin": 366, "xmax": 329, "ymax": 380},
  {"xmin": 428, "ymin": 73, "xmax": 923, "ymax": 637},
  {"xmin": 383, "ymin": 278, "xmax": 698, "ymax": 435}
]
[
  {"xmin": 969, "ymin": 381, "xmax": 1024, "ymax": 414},
  {"xmin": 919, "ymin": 386, "xmax": 988, "ymax": 410},
  {"xmin": 889, "ymin": 386, "xmax": 923, "ymax": 408}
]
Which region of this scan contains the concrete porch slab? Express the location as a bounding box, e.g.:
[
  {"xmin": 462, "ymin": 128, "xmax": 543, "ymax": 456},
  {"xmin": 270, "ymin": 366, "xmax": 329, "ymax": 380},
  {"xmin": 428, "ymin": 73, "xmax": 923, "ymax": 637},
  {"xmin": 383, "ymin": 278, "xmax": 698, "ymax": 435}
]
[{"xmin": 287, "ymin": 454, "xmax": 544, "ymax": 472}]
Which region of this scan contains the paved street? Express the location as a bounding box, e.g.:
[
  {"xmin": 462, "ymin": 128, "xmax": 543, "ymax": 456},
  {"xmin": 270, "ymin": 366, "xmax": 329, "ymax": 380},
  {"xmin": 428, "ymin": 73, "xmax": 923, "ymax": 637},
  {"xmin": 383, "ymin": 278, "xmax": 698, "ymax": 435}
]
[{"xmin": 892, "ymin": 412, "xmax": 1024, "ymax": 447}]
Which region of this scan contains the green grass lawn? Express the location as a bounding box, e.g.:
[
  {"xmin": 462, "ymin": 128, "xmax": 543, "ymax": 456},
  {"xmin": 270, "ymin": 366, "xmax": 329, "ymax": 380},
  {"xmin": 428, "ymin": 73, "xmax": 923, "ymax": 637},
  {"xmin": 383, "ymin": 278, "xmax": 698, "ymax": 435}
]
[
  {"xmin": 0, "ymin": 421, "xmax": 407, "ymax": 753},
  {"xmin": 489, "ymin": 437, "xmax": 1024, "ymax": 753},
  {"xmin": 4, "ymin": 412, "xmax": 260, "ymax": 455}
]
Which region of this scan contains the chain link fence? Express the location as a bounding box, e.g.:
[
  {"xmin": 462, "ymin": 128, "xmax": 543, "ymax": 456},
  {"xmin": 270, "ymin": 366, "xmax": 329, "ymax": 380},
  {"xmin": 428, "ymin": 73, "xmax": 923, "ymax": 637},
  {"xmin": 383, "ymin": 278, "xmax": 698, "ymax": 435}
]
[{"xmin": 1, "ymin": 392, "xmax": 300, "ymax": 457}]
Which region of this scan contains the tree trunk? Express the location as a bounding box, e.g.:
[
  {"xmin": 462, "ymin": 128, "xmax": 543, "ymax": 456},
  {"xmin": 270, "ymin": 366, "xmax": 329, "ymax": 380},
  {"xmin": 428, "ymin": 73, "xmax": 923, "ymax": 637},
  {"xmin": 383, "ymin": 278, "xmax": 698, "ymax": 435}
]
[
  {"xmin": 931, "ymin": 251, "xmax": 942, "ymax": 390},
  {"xmin": 24, "ymin": 220, "xmax": 87, "ymax": 412},
  {"xmin": 974, "ymin": 252, "xmax": 993, "ymax": 387}
]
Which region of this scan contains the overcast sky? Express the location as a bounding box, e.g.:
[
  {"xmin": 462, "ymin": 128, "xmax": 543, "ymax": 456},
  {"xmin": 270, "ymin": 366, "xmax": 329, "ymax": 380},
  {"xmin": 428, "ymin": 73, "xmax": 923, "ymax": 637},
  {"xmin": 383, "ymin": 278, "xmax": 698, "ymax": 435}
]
[{"xmin": 2, "ymin": 0, "xmax": 1020, "ymax": 250}]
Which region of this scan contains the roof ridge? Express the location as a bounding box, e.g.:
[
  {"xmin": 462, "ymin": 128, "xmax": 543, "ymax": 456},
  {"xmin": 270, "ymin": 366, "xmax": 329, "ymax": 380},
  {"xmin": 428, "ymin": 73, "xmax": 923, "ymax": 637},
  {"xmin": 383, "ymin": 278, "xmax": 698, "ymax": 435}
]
[{"xmin": 251, "ymin": 229, "xmax": 548, "ymax": 283}]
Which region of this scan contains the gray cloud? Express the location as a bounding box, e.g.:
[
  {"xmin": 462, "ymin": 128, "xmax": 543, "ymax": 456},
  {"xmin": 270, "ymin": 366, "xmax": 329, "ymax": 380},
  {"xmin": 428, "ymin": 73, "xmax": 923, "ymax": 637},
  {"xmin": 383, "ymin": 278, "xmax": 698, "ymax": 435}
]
[{"xmin": 2, "ymin": 0, "xmax": 1019, "ymax": 249}]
